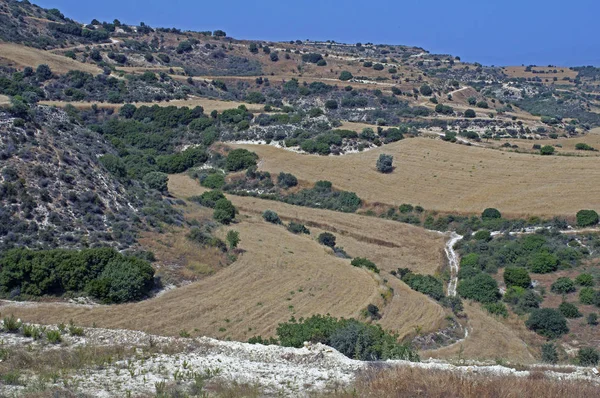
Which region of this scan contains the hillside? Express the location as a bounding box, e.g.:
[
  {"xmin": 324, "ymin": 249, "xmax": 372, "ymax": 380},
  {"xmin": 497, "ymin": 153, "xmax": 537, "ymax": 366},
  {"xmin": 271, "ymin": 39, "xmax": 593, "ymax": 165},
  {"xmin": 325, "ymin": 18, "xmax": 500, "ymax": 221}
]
[{"xmin": 0, "ymin": 0, "xmax": 600, "ymax": 396}]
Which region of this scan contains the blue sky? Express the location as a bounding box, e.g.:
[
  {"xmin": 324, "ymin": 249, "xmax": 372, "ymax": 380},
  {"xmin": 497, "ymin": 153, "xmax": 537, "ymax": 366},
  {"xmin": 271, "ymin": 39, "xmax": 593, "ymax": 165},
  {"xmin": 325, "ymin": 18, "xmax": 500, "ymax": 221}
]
[{"xmin": 34, "ymin": 0, "xmax": 600, "ymax": 66}]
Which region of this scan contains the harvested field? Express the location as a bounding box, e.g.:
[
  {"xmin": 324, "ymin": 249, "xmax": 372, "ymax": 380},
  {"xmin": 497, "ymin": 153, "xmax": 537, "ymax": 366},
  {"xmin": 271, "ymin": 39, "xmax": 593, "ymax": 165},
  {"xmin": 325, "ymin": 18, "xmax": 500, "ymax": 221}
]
[
  {"xmin": 39, "ymin": 96, "xmax": 265, "ymax": 112},
  {"xmin": 339, "ymin": 121, "xmax": 377, "ymax": 132},
  {"xmin": 0, "ymin": 43, "xmax": 102, "ymax": 75},
  {"xmin": 0, "ymin": 175, "xmax": 448, "ymax": 341},
  {"xmin": 503, "ymin": 66, "xmax": 577, "ymax": 85},
  {"xmin": 231, "ymin": 138, "xmax": 600, "ymax": 217}
]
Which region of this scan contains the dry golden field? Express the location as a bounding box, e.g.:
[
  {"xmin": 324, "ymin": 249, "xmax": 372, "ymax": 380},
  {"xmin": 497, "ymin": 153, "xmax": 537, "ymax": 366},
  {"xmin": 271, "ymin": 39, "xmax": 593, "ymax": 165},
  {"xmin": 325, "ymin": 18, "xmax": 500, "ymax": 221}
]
[
  {"xmin": 231, "ymin": 138, "xmax": 600, "ymax": 217},
  {"xmin": 503, "ymin": 66, "xmax": 577, "ymax": 85},
  {"xmin": 0, "ymin": 43, "xmax": 103, "ymax": 75},
  {"xmin": 0, "ymin": 94, "xmax": 9, "ymax": 106},
  {"xmin": 38, "ymin": 97, "xmax": 265, "ymax": 113},
  {"xmin": 0, "ymin": 175, "xmax": 449, "ymax": 341}
]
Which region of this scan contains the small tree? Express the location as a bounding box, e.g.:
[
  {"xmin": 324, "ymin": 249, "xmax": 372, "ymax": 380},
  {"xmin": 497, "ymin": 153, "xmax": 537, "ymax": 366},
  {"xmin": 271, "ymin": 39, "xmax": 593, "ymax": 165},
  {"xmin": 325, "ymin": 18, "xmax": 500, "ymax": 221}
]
[
  {"xmin": 143, "ymin": 172, "xmax": 169, "ymax": 193},
  {"xmin": 464, "ymin": 109, "xmax": 476, "ymax": 118},
  {"xmin": 36, "ymin": 64, "xmax": 53, "ymax": 81},
  {"xmin": 575, "ymin": 273, "xmax": 595, "ymax": 287},
  {"xmin": 270, "ymin": 52, "xmax": 279, "ymax": 62},
  {"xmin": 504, "ymin": 267, "xmax": 531, "ymax": 289},
  {"xmin": 482, "ymin": 208, "xmax": 501, "ymax": 219},
  {"xmin": 277, "ymin": 172, "xmax": 298, "ymax": 189},
  {"xmin": 577, "ymin": 347, "xmax": 600, "ymax": 366},
  {"xmin": 588, "ymin": 313, "xmax": 598, "ymax": 326},
  {"xmin": 318, "ymin": 232, "xmax": 336, "ymax": 248},
  {"xmin": 262, "ymin": 210, "xmax": 282, "ymax": 224},
  {"xmin": 558, "ymin": 301, "xmax": 582, "ymax": 318},
  {"xmin": 419, "ymin": 84, "xmax": 433, "ymax": 96},
  {"xmin": 526, "ymin": 308, "xmax": 569, "ymax": 338},
  {"xmin": 551, "ymin": 277, "xmax": 576, "ymax": 294},
  {"xmin": 213, "ymin": 199, "xmax": 236, "ymax": 225},
  {"xmin": 376, "ymin": 154, "xmax": 393, "ymax": 173},
  {"xmin": 540, "ymin": 145, "xmax": 555, "ymax": 155},
  {"xmin": 576, "ymin": 210, "xmax": 599, "ymax": 227},
  {"xmin": 541, "ymin": 343, "xmax": 558, "ymax": 364},
  {"xmin": 226, "ymin": 230, "xmax": 240, "ymax": 249},
  {"xmin": 339, "ymin": 71, "xmax": 353, "ymax": 81}
]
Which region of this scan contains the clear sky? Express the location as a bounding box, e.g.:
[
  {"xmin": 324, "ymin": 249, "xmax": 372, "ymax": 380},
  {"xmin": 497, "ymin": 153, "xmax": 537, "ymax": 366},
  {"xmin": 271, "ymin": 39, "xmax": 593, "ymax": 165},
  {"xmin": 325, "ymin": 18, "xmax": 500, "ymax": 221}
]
[{"xmin": 34, "ymin": 0, "xmax": 600, "ymax": 66}]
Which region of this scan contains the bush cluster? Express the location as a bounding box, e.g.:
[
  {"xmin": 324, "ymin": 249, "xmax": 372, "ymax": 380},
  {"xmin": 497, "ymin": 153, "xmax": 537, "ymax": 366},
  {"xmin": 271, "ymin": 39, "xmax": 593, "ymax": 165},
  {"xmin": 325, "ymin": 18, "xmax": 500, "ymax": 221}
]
[{"xmin": 0, "ymin": 248, "xmax": 154, "ymax": 303}]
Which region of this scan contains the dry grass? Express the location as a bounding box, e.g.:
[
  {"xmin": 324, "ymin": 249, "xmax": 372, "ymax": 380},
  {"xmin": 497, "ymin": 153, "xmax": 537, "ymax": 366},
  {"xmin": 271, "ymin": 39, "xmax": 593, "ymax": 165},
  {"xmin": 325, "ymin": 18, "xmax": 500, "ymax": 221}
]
[
  {"xmin": 0, "ymin": 94, "xmax": 9, "ymax": 106},
  {"xmin": 231, "ymin": 138, "xmax": 600, "ymax": 217},
  {"xmin": 0, "ymin": 43, "xmax": 102, "ymax": 75},
  {"xmin": 1, "ymin": 174, "xmax": 449, "ymax": 341},
  {"xmin": 339, "ymin": 121, "xmax": 377, "ymax": 132},
  {"xmin": 38, "ymin": 97, "xmax": 265, "ymax": 113},
  {"xmin": 323, "ymin": 366, "xmax": 600, "ymax": 398},
  {"xmin": 423, "ymin": 302, "xmax": 539, "ymax": 363},
  {"xmin": 503, "ymin": 66, "xmax": 577, "ymax": 85}
]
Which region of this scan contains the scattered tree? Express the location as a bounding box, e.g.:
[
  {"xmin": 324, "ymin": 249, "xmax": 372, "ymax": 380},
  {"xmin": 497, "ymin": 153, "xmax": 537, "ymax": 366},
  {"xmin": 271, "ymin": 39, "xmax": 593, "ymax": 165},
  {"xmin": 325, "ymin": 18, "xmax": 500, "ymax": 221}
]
[{"xmin": 376, "ymin": 154, "xmax": 394, "ymax": 173}]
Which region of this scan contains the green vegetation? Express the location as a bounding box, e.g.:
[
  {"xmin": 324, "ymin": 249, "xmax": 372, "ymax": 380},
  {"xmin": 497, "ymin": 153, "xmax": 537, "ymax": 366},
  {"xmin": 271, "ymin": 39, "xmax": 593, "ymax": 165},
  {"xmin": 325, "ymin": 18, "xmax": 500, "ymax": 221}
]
[
  {"xmin": 351, "ymin": 257, "xmax": 379, "ymax": 273},
  {"xmin": 464, "ymin": 109, "xmax": 476, "ymax": 118},
  {"xmin": 213, "ymin": 198, "xmax": 236, "ymax": 224},
  {"xmin": 287, "ymin": 222, "xmax": 310, "ymax": 235},
  {"xmin": 551, "ymin": 277, "xmax": 576, "ymax": 294},
  {"xmin": 395, "ymin": 268, "xmax": 444, "ymax": 301},
  {"xmin": 419, "ymin": 85, "xmax": 433, "ymax": 96},
  {"xmin": 503, "ymin": 267, "xmax": 531, "ymax": 288},
  {"xmin": 277, "ymin": 172, "xmax": 298, "ymax": 189},
  {"xmin": 143, "ymin": 172, "xmax": 169, "ymax": 193},
  {"xmin": 576, "ymin": 210, "xmax": 599, "ymax": 227},
  {"xmin": 226, "ymin": 230, "xmax": 240, "ymax": 249},
  {"xmin": 339, "ymin": 71, "xmax": 353, "ymax": 81},
  {"xmin": 376, "ymin": 154, "xmax": 394, "ymax": 173},
  {"xmin": 558, "ymin": 301, "xmax": 581, "ymax": 318},
  {"xmin": 526, "ymin": 308, "xmax": 569, "ymax": 338},
  {"xmin": 0, "ymin": 248, "xmax": 154, "ymax": 303},
  {"xmin": 225, "ymin": 149, "xmax": 258, "ymax": 172},
  {"xmin": 253, "ymin": 315, "xmax": 419, "ymax": 361},
  {"xmin": 457, "ymin": 273, "xmax": 500, "ymax": 303},
  {"xmin": 318, "ymin": 232, "xmax": 336, "ymax": 248},
  {"xmin": 482, "ymin": 208, "xmax": 501, "ymax": 220},
  {"xmin": 262, "ymin": 210, "xmax": 282, "ymax": 224},
  {"xmin": 540, "ymin": 145, "xmax": 555, "ymax": 155},
  {"xmin": 577, "ymin": 347, "xmax": 599, "ymax": 366}
]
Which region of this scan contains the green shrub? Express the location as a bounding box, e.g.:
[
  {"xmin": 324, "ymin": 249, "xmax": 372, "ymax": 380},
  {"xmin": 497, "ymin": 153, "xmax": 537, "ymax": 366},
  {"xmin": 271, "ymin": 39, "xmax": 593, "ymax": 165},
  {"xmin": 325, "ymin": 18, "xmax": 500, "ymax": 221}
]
[
  {"xmin": 399, "ymin": 204, "xmax": 414, "ymax": 213},
  {"xmin": 351, "ymin": 257, "xmax": 379, "ymax": 273},
  {"xmin": 190, "ymin": 190, "xmax": 226, "ymax": 208},
  {"xmin": 226, "ymin": 230, "xmax": 240, "ymax": 249},
  {"xmin": 528, "ymin": 252, "xmax": 559, "ymax": 273},
  {"xmin": 541, "ymin": 343, "xmax": 558, "ymax": 364},
  {"xmin": 551, "ymin": 277, "xmax": 576, "ymax": 294},
  {"xmin": 143, "ymin": 172, "xmax": 169, "ymax": 193},
  {"xmin": 441, "ymin": 296, "xmax": 464, "ymax": 314},
  {"xmin": 419, "ymin": 85, "xmax": 433, "ymax": 96},
  {"xmin": 225, "ymin": 149, "xmax": 258, "ymax": 171},
  {"xmin": 457, "ymin": 273, "xmax": 500, "ymax": 303},
  {"xmin": 526, "ymin": 308, "xmax": 569, "ymax": 338},
  {"xmin": 575, "ymin": 143, "xmax": 595, "ymax": 151},
  {"xmin": 473, "ymin": 230, "xmax": 491, "ymax": 241},
  {"xmin": 580, "ymin": 287, "xmax": 596, "ymax": 304},
  {"xmin": 262, "ymin": 210, "xmax": 282, "ymax": 224},
  {"xmin": 588, "ymin": 313, "xmax": 598, "ymax": 325},
  {"xmin": 401, "ymin": 272, "xmax": 444, "ymax": 301},
  {"xmin": 482, "ymin": 208, "xmax": 501, "ymax": 219},
  {"xmin": 376, "ymin": 154, "xmax": 393, "ymax": 173},
  {"xmin": 68, "ymin": 321, "xmax": 84, "ymax": 336},
  {"xmin": 3, "ymin": 315, "xmax": 21, "ymax": 333},
  {"xmin": 576, "ymin": 210, "xmax": 599, "ymax": 227},
  {"xmin": 464, "ymin": 109, "xmax": 476, "ymax": 118},
  {"xmin": 540, "ymin": 145, "xmax": 555, "ymax": 155},
  {"xmin": 277, "ymin": 172, "xmax": 298, "ymax": 189},
  {"xmin": 287, "ymin": 222, "xmax": 309, "ymax": 235},
  {"xmin": 213, "ymin": 199, "xmax": 236, "ymax": 224},
  {"xmin": 22, "ymin": 324, "xmax": 43, "ymax": 340},
  {"xmin": 46, "ymin": 330, "xmax": 62, "ymax": 344},
  {"xmin": 577, "ymin": 347, "xmax": 599, "ymax": 366},
  {"xmin": 558, "ymin": 301, "xmax": 582, "ymax": 318},
  {"xmin": 318, "ymin": 232, "xmax": 336, "ymax": 248},
  {"xmin": 504, "ymin": 267, "xmax": 531, "ymax": 289},
  {"xmin": 575, "ymin": 273, "xmax": 595, "ymax": 287},
  {"xmin": 339, "ymin": 71, "xmax": 353, "ymax": 81},
  {"xmin": 275, "ymin": 315, "xmax": 418, "ymax": 361},
  {"xmin": 483, "ymin": 302, "xmax": 509, "ymax": 318}
]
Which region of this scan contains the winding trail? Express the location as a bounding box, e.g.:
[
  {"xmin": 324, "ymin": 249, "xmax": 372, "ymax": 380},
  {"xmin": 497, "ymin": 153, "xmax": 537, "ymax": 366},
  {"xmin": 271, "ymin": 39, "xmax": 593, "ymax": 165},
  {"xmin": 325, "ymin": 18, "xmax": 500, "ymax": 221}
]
[{"xmin": 444, "ymin": 232, "xmax": 464, "ymax": 297}]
